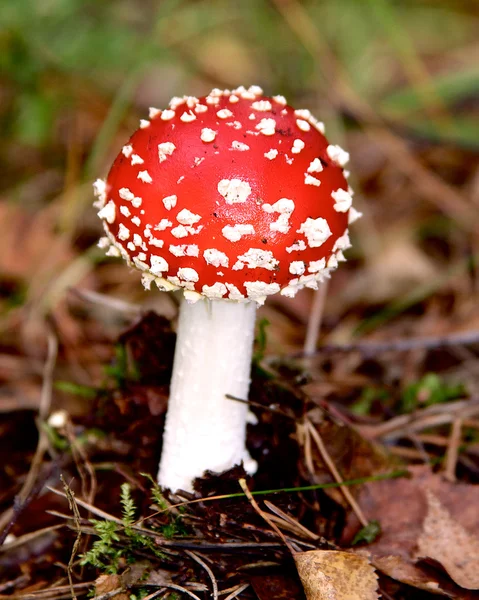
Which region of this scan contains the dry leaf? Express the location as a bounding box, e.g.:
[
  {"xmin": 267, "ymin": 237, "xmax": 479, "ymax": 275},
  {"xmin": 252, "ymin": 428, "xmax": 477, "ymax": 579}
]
[
  {"xmin": 416, "ymin": 492, "xmax": 479, "ymax": 590},
  {"xmin": 373, "ymin": 556, "xmax": 453, "ymax": 596},
  {"xmin": 343, "ymin": 466, "xmax": 479, "ymax": 595},
  {"xmin": 94, "ymin": 574, "xmax": 129, "ymax": 599},
  {"xmin": 343, "ymin": 466, "xmax": 479, "ymax": 560},
  {"xmin": 294, "ymin": 549, "xmax": 379, "ymax": 600},
  {"xmin": 249, "ymin": 572, "xmax": 304, "ymax": 600}
]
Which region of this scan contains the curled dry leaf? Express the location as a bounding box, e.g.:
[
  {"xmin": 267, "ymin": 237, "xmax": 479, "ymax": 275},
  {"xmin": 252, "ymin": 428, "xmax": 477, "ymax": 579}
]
[
  {"xmin": 416, "ymin": 491, "xmax": 479, "ymax": 590},
  {"xmin": 343, "ymin": 466, "xmax": 479, "ymax": 595},
  {"xmin": 94, "ymin": 574, "xmax": 130, "ymax": 600},
  {"xmin": 372, "ymin": 556, "xmax": 455, "ymax": 596},
  {"xmin": 294, "ymin": 550, "xmax": 379, "ymax": 600},
  {"xmin": 343, "ymin": 466, "xmax": 479, "ymax": 559}
]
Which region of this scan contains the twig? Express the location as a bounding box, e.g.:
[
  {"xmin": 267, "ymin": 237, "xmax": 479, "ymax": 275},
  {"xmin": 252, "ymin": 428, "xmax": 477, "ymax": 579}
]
[
  {"xmin": 69, "ymin": 287, "xmax": 142, "ymax": 315},
  {"xmin": 0, "ymin": 574, "xmax": 29, "ymax": 593},
  {"xmin": 223, "ymin": 583, "xmax": 250, "ymax": 600},
  {"xmin": 287, "ymin": 328, "xmax": 479, "ymax": 359},
  {"xmin": 0, "ymin": 460, "xmax": 57, "ymax": 544},
  {"xmin": 305, "ymin": 420, "xmax": 368, "ymax": 527},
  {"xmin": 302, "ymin": 421, "xmax": 315, "ymax": 475},
  {"xmin": 48, "ymin": 486, "xmax": 124, "ymax": 525},
  {"xmin": 444, "ymin": 418, "xmax": 463, "ymax": 482},
  {"xmin": 225, "ymin": 394, "xmax": 296, "ymax": 420},
  {"xmin": 358, "ymin": 397, "xmax": 479, "ymax": 441},
  {"xmin": 416, "ymin": 433, "xmax": 449, "ymax": 446},
  {"xmin": 185, "ymin": 550, "xmax": 218, "ymax": 600},
  {"xmin": 0, "ymin": 582, "xmax": 93, "ymax": 599},
  {"xmin": 408, "ymin": 433, "xmax": 431, "ymax": 466},
  {"xmin": 155, "ymin": 584, "xmax": 202, "ymax": 600},
  {"xmin": 303, "ymin": 280, "xmax": 329, "ymax": 357},
  {"xmin": 389, "ymin": 446, "xmax": 430, "ymax": 460},
  {"xmin": 65, "ymin": 418, "xmax": 97, "ymax": 506},
  {"xmin": 0, "ymin": 524, "xmax": 62, "ymax": 554},
  {"xmin": 264, "ymin": 513, "xmax": 314, "ymax": 541},
  {"xmin": 50, "ymin": 510, "xmax": 283, "ymax": 551},
  {"xmin": 142, "ymin": 589, "xmax": 166, "ymax": 600},
  {"xmin": 39, "ymin": 331, "xmax": 58, "ymax": 419},
  {"xmin": 61, "ymin": 476, "xmax": 82, "ymax": 600},
  {"xmin": 93, "ymin": 589, "xmax": 124, "ymax": 600},
  {"xmin": 238, "ymin": 478, "xmax": 295, "ymax": 553},
  {"xmin": 264, "ymin": 500, "xmax": 321, "ymax": 542},
  {"xmin": 0, "ymin": 331, "xmax": 58, "ymax": 542}
]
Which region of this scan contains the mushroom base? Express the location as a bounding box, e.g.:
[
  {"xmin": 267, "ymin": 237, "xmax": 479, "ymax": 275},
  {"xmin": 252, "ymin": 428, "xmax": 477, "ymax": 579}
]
[{"xmin": 157, "ymin": 298, "xmax": 258, "ymax": 492}]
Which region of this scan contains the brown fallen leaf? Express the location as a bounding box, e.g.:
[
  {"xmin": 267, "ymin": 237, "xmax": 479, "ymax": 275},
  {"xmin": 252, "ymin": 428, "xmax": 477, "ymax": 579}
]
[
  {"xmin": 294, "ymin": 550, "xmax": 379, "ymax": 600},
  {"xmin": 249, "ymin": 571, "xmax": 304, "ymax": 600},
  {"xmin": 343, "ymin": 465, "xmax": 479, "ymax": 560},
  {"xmin": 94, "ymin": 573, "xmax": 129, "ymax": 600},
  {"xmin": 416, "ymin": 491, "xmax": 479, "ymax": 590},
  {"xmin": 372, "ymin": 555, "xmax": 455, "ymax": 596},
  {"xmin": 343, "ymin": 466, "xmax": 479, "ymax": 596}
]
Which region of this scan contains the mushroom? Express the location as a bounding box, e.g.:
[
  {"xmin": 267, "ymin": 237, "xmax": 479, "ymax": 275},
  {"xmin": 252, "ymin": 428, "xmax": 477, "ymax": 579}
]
[{"xmin": 95, "ymin": 86, "xmax": 358, "ymax": 492}]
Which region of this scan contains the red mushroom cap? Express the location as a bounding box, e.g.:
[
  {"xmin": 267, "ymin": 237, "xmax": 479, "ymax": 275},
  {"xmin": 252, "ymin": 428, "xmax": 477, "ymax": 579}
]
[{"xmin": 95, "ymin": 86, "xmax": 360, "ymax": 303}]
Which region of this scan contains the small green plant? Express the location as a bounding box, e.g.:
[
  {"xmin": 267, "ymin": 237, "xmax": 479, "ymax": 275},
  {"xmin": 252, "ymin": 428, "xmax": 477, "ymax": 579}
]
[
  {"xmin": 140, "ymin": 473, "xmax": 187, "ymax": 539},
  {"xmin": 253, "ymin": 317, "xmax": 270, "ymax": 363},
  {"xmin": 141, "ymin": 472, "xmax": 169, "ymax": 511},
  {"xmin": 120, "ymin": 482, "xmax": 136, "ymax": 533},
  {"xmin": 352, "ymin": 520, "xmax": 381, "ymax": 545},
  {"xmin": 80, "ymin": 519, "xmax": 122, "ymax": 574},
  {"xmin": 350, "ymin": 387, "xmax": 390, "ymax": 416},
  {"xmin": 252, "ymin": 318, "xmax": 275, "ymax": 381},
  {"xmin": 40, "ymin": 421, "xmax": 70, "ymax": 451},
  {"xmin": 81, "ymin": 482, "xmax": 165, "ymax": 574},
  {"xmin": 105, "ymin": 343, "xmax": 140, "ymax": 387},
  {"xmin": 129, "ymin": 591, "xmax": 149, "ymax": 600},
  {"xmin": 54, "ymin": 380, "xmax": 98, "ymax": 398},
  {"xmin": 400, "ymin": 373, "xmax": 465, "ymax": 413}
]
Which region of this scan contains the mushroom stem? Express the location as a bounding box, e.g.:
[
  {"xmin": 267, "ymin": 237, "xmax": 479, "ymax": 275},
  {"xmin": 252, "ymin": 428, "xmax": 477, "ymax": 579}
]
[{"xmin": 158, "ymin": 297, "xmax": 258, "ymax": 491}]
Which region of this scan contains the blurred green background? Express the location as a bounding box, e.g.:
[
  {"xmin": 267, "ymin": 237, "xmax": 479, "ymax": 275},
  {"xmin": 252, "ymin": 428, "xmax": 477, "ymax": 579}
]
[{"xmin": 2, "ymin": 0, "xmax": 477, "ymax": 181}]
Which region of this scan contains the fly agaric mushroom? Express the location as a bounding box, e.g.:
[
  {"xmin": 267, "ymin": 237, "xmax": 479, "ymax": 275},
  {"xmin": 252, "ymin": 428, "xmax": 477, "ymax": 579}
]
[{"xmin": 94, "ymin": 85, "xmax": 360, "ymax": 492}]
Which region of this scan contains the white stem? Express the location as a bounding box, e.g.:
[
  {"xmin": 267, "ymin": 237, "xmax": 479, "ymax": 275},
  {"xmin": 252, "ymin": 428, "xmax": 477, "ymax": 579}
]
[
  {"xmin": 303, "ymin": 280, "xmax": 329, "ymax": 357},
  {"xmin": 158, "ymin": 298, "xmax": 258, "ymax": 491}
]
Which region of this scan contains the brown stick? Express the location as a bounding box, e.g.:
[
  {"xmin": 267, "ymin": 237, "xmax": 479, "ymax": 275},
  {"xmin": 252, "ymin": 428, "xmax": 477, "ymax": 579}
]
[
  {"xmin": 288, "ymin": 329, "xmax": 479, "ymax": 359},
  {"xmin": 305, "ymin": 420, "xmax": 368, "ymax": 527},
  {"xmin": 303, "ymin": 281, "xmax": 329, "ymax": 357},
  {"xmin": 0, "ymin": 332, "xmax": 58, "ymax": 542},
  {"xmin": 444, "ymin": 418, "xmax": 463, "ymax": 482}
]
